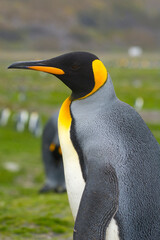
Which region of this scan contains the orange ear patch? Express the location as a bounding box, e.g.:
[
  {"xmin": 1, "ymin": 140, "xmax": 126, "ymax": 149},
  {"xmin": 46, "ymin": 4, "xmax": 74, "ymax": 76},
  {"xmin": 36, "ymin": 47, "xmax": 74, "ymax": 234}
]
[
  {"xmin": 78, "ymin": 59, "xmax": 107, "ymax": 100},
  {"xmin": 49, "ymin": 143, "xmax": 56, "ymax": 152}
]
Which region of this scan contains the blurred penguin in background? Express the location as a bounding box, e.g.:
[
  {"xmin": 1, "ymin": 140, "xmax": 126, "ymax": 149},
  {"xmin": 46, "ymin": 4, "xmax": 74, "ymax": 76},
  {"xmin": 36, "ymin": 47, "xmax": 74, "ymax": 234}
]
[
  {"xmin": 0, "ymin": 108, "xmax": 11, "ymax": 126},
  {"xmin": 28, "ymin": 111, "xmax": 42, "ymax": 137},
  {"xmin": 15, "ymin": 110, "xmax": 29, "ymax": 132},
  {"xmin": 40, "ymin": 111, "xmax": 66, "ymax": 193}
]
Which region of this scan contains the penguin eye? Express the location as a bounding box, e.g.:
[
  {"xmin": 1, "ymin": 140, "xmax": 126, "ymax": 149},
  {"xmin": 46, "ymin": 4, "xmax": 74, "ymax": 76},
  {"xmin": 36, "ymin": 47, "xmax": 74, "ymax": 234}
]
[{"xmin": 71, "ymin": 64, "xmax": 80, "ymax": 71}]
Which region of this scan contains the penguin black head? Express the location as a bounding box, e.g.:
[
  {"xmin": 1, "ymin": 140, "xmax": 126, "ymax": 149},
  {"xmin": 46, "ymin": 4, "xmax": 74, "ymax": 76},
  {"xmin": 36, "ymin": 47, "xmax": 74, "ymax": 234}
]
[{"xmin": 8, "ymin": 52, "xmax": 107, "ymax": 100}]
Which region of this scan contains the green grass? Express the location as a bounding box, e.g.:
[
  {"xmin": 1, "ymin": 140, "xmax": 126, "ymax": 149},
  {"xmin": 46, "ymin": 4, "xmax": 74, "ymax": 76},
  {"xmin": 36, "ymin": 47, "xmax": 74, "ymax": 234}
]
[
  {"xmin": 147, "ymin": 123, "xmax": 160, "ymax": 143},
  {"xmin": 110, "ymin": 68, "xmax": 160, "ymax": 110},
  {"xmin": 0, "ymin": 52, "xmax": 160, "ymax": 239},
  {"xmin": 0, "ymin": 126, "xmax": 74, "ymax": 240}
]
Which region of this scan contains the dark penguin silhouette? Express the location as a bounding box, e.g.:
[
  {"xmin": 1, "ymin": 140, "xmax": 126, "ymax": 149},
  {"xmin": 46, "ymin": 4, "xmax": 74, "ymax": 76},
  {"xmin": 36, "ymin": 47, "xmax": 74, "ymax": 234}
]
[
  {"xmin": 9, "ymin": 52, "xmax": 160, "ymax": 240},
  {"xmin": 40, "ymin": 111, "xmax": 66, "ymax": 193}
]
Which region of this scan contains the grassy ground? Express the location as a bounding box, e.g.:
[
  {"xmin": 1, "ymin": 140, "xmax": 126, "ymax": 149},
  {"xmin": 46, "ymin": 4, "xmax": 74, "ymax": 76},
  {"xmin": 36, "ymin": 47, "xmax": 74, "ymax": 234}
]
[{"xmin": 0, "ymin": 52, "xmax": 160, "ymax": 239}]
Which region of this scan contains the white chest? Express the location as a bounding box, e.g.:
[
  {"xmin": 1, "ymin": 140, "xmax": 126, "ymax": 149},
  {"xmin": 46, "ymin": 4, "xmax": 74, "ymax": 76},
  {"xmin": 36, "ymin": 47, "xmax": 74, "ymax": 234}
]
[
  {"xmin": 59, "ymin": 126, "xmax": 120, "ymax": 239},
  {"xmin": 58, "ymin": 125, "xmax": 85, "ymax": 220},
  {"xmin": 106, "ymin": 218, "xmax": 120, "ymax": 240}
]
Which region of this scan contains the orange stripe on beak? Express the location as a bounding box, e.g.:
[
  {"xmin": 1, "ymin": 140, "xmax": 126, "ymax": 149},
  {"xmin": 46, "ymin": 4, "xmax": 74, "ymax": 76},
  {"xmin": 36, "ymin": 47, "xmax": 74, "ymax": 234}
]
[{"xmin": 28, "ymin": 66, "xmax": 65, "ymax": 75}]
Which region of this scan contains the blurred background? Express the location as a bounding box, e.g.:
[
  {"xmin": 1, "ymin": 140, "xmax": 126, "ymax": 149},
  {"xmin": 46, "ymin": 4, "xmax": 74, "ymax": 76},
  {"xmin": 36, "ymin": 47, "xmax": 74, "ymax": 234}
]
[
  {"xmin": 1, "ymin": 0, "xmax": 160, "ymax": 51},
  {"xmin": 0, "ymin": 0, "xmax": 160, "ymax": 240}
]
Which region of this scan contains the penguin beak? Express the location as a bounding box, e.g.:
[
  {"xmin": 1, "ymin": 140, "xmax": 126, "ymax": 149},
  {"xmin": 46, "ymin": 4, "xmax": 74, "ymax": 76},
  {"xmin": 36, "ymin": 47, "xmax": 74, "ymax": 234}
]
[{"xmin": 8, "ymin": 59, "xmax": 65, "ymax": 75}]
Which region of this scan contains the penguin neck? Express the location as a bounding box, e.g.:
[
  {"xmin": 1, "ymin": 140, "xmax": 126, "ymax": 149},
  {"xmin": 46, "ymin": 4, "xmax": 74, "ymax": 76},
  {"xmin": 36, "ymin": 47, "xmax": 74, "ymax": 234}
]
[
  {"xmin": 58, "ymin": 73, "xmax": 116, "ymax": 130},
  {"xmin": 74, "ymin": 73, "xmax": 117, "ymax": 110},
  {"xmin": 99, "ymin": 73, "xmax": 117, "ymax": 103}
]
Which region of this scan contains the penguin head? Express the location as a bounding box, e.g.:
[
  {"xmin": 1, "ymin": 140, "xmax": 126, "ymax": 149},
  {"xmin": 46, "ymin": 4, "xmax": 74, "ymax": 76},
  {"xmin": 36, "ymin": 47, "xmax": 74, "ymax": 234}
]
[{"xmin": 8, "ymin": 52, "xmax": 107, "ymax": 100}]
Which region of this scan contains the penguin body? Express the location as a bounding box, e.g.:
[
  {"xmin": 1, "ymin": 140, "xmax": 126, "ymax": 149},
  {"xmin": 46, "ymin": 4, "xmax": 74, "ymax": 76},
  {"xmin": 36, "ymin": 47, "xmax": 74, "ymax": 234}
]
[
  {"xmin": 40, "ymin": 110, "xmax": 66, "ymax": 193},
  {"xmin": 9, "ymin": 52, "xmax": 160, "ymax": 240},
  {"xmin": 69, "ymin": 75, "xmax": 160, "ymax": 239}
]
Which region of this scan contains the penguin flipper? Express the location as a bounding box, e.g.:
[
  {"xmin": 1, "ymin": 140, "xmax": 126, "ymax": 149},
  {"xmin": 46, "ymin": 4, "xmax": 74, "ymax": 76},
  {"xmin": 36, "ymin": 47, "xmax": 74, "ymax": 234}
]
[{"xmin": 74, "ymin": 164, "xmax": 118, "ymax": 240}]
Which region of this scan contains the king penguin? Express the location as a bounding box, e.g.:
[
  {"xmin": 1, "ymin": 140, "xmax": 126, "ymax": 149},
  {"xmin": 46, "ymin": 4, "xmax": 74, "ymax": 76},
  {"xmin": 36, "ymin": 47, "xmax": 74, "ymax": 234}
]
[
  {"xmin": 8, "ymin": 52, "xmax": 160, "ymax": 240},
  {"xmin": 40, "ymin": 110, "xmax": 66, "ymax": 193}
]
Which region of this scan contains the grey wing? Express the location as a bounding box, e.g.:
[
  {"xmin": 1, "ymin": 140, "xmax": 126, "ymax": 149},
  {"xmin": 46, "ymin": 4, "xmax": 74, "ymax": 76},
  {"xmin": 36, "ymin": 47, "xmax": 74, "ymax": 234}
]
[{"xmin": 74, "ymin": 164, "xmax": 119, "ymax": 240}]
